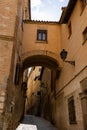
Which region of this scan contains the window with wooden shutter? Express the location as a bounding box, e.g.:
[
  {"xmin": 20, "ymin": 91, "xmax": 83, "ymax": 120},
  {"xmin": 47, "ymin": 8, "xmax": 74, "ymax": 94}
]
[
  {"xmin": 14, "ymin": 63, "xmax": 20, "ymax": 85},
  {"xmin": 83, "ymin": 27, "xmax": 87, "ymax": 41},
  {"xmin": 81, "ymin": 0, "xmax": 87, "ymax": 10},
  {"xmin": 68, "ymin": 96, "xmax": 77, "ymax": 124},
  {"xmin": 68, "ymin": 22, "xmax": 72, "ymax": 39}
]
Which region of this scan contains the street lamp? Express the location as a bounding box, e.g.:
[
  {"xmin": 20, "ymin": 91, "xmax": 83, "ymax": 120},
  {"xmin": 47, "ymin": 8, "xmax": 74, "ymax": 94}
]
[{"xmin": 60, "ymin": 49, "xmax": 75, "ymax": 66}]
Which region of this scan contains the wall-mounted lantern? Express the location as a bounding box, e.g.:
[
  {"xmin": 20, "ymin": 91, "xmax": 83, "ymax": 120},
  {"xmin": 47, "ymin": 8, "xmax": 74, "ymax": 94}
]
[{"xmin": 60, "ymin": 49, "xmax": 75, "ymax": 66}]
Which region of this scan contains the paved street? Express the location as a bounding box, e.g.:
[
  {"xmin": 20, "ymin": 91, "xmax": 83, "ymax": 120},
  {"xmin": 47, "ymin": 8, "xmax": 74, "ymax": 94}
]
[{"xmin": 16, "ymin": 115, "xmax": 58, "ymax": 130}]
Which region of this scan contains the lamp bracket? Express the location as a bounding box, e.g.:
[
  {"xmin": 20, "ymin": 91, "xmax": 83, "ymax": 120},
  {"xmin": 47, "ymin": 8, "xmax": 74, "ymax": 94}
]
[{"xmin": 65, "ymin": 60, "xmax": 75, "ymax": 66}]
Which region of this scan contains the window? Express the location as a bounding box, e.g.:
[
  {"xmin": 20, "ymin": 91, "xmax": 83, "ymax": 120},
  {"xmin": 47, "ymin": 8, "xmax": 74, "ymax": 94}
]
[
  {"xmin": 37, "ymin": 30, "xmax": 47, "ymax": 41},
  {"xmin": 37, "ymin": 91, "xmax": 41, "ymax": 96},
  {"xmin": 81, "ymin": 0, "xmax": 87, "ymax": 9},
  {"xmin": 68, "ymin": 96, "xmax": 76, "ymax": 124},
  {"xmin": 14, "ymin": 63, "xmax": 20, "ymax": 85},
  {"xmin": 68, "ymin": 22, "xmax": 72, "ymax": 39},
  {"xmin": 83, "ymin": 27, "xmax": 87, "ymax": 42}
]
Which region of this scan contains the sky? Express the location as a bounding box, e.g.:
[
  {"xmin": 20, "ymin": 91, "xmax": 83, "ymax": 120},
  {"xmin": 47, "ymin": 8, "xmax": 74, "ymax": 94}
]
[{"xmin": 31, "ymin": 0, "xmax": 69, "ymax": 21}]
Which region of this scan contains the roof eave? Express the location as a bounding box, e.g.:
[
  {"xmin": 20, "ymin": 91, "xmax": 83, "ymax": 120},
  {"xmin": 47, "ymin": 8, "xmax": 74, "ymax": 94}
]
[{"xmin": 59, "ymin": 0, "xmax": 77, "ymax": 24}]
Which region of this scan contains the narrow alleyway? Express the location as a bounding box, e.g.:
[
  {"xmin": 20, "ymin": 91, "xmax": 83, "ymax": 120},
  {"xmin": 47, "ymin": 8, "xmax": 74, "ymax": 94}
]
[{"xmin": 16, "ymin": 115, "xmax": 58, "ymax": 130}]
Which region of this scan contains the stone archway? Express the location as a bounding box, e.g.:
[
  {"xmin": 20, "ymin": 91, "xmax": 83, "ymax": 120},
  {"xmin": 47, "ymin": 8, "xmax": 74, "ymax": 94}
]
[
  {"xmin": 20, "ymin": 50, "xmax": 61, "ymax": 124},
  {"xmin": 21, "ymin": 50, "xmax": 60, "ymax": 71}
]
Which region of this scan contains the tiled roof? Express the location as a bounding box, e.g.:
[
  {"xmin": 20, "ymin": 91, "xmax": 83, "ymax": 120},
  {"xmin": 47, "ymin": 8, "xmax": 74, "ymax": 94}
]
[{"xmin": 23, "ymin": 20, "xmax": 59, "ymax": 25}]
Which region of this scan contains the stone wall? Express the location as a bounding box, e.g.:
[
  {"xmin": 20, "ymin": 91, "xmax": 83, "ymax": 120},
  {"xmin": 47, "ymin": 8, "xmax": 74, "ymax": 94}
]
[
  {"xmin": 0, "ymin": 0, "xmax": 25, "ymax": 129},
  {"xmin": 0, "ymin": 0, "xmax": 18, "ymax": 129}
]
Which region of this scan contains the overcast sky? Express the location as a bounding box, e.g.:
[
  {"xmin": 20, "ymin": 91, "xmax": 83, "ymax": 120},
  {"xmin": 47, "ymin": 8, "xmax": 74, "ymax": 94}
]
[{"xmin": 31, "ymin": 0, "xmax": 69, "ymax": 21}]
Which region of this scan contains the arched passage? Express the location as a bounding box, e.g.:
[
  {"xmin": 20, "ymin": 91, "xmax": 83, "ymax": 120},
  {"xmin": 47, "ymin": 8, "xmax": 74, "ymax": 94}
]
[
  {"xmin": 21, "ymin": 50, "xmax": 60, "ymax": 71},
  {"xmin": 22, "ymin": 55, "xmax": 59, "ymax": 71},
  {"xmin": 20, "ymin": 51, "xmax": 61, "ymax": 124}
]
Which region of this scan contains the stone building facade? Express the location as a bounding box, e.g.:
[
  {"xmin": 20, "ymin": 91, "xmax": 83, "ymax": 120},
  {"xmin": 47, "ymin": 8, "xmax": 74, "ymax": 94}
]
[
  {"xmin": 0, "ymin": 0, "xmax": 30, "ymax": 129},
  {"xmin": 25, "ymin": 66, "xmax": 55, "ymax": 122},
  {"xmin": 56, "ymin": 1, "xmax": 87, "ymax": 130},
  {"xmin": 0, "ymin": 0, "xmax": 87, "ymax": 130},
  {"xmin": 25, "ymin": 66, "xmax": 42, "ymax": 115}
]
